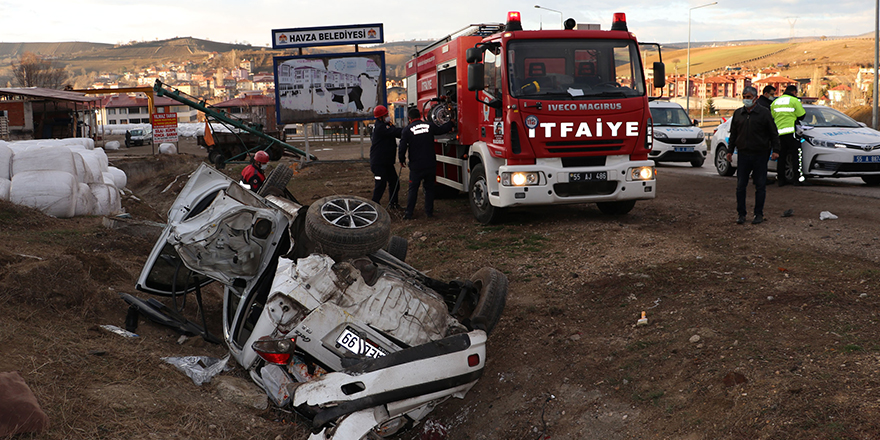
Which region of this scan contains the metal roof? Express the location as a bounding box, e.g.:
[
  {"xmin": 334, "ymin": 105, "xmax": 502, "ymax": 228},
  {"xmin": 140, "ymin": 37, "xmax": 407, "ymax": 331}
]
[{"xmin": 0, "ymin": 87, "xmax": 101, "ymax": 103}]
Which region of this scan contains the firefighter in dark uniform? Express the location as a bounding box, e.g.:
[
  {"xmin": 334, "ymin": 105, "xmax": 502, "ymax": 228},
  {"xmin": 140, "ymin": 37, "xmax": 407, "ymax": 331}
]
[
  {"xmin": 241, "ymin": 150, "xmax": 269, "ymax": 192},
  {"xmin": 370, "ymin": 105, "xmax": 403, "ymax": 209},
  {"xmin": 398, "ymin": 107, "xmax": 454, "ymax": 219}
]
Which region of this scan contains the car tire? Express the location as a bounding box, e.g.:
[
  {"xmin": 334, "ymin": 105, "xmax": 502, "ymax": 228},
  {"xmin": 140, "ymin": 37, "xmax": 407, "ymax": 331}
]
[
  {"xmin": 305, "ymin": 196, "xmax": 391, "ymax": 261},
  {"xmin": 468, "ymin": 164, "xmax": 503, "ymax": 224},
  {"xmin": 267, "ymin": 145, "xmax": 283, "ymax": 161},
  {"xmin": 461, "ymin": 267, "xmax": 508, "ymax": 335},
  {"xmin": 783, "ymin": 154, "xmax": 798, "ymax": 183},
  {"xmin": 384, "ymin": 235, "xmax": 408, "ymax": 262},
  {"xmin": 258, "ymin": 165, "xmax": 293, "ymax": 197},
  {"xmin": 691, "ymin": 158, "xmax": 705, "ymax": 168},
  {"xmin": 597, "ymin": 200, "xmax": 636, "ymax": 215},
  {"xmin": 861, "ymin": 175, "xmax": 880, "ymax": 186},
  {"xmin": 715, "ymin": 145, "xmax": 736, "ymax": 176}
]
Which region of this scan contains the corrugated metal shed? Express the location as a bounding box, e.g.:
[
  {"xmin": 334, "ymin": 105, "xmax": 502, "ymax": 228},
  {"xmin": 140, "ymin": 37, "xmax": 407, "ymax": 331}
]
[{"xmin": 0, "ymin": 87, "xmax": 101, "ymax": 103}]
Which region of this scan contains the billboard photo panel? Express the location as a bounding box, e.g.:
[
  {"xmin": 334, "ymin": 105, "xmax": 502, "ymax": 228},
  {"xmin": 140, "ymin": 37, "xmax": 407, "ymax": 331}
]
[{"xmin": 274, "ymin": 51, "xmax": 386, "ymax": 124}]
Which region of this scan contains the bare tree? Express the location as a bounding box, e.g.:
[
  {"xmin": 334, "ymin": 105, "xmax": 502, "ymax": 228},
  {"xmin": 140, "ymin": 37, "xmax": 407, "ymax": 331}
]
[{"xmin": 11, "ymin": 52, "xmax": 68, "ymax": 89}]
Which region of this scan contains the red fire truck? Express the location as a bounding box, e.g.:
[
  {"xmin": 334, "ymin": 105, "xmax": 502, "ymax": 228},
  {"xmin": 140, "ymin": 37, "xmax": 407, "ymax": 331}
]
[{"xmin": 405, "ymin": 11, "xmax": 665, "ymax": 223}]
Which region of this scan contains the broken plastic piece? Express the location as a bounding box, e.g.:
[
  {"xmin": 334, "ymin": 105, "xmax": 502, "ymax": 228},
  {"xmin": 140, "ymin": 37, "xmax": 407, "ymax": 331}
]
[
  {"xmin": 637, "ymin": 311, "xmax": 648, "ymax": 326},
  {"xmin": 99, "ymin": 324, "xmax": 139, "ymax": 338},
  {"xmin": 162, "ymin": 355, "xmax": 231, "ymax": 386},
  {"xmin": 819, "ymin": 211, "xmax": 838, "ymax": 220}
]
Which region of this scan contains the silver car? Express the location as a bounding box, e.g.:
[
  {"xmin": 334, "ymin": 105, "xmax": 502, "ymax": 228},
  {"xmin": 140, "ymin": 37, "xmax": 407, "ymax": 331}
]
[{"xmin": 712, "ymin": 104, "xmax": 880, "ymax": 186}]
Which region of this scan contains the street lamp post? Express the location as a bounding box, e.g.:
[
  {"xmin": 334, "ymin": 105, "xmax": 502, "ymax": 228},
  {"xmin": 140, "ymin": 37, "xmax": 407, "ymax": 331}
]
[
  {"xmin": 535, "ymin": 5, "xmax": 564, "ymax": 29},
  {"xmin": 686, "ymin": 2, "xmax": 717, "ymax": 117}
]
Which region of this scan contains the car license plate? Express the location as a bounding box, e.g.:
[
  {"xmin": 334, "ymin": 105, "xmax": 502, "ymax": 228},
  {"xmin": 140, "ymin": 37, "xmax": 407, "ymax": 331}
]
[
  {"xmin": 854, "ymin": 155, "xmax": 880, "ymax": 163},
  {"xmin": 569, "ymin": 171, "xmax": 608, "ymax": 182},
  {"xmin": 336, "ymin": 327, "xmax": 386, "ymax": 358},
  {"xmin": 674, "ymin": 147, "xmax": 694, "ymax": 153}
]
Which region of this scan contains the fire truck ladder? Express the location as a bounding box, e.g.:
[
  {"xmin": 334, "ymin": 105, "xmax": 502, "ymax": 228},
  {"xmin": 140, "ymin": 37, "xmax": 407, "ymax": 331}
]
[
  {"xmin": 416, "ymin": 23, "xmax": 505, "ymax": 56},
  {"xmin": 152, "ymin": 79, "xmax": 316, "ymax": 167}
]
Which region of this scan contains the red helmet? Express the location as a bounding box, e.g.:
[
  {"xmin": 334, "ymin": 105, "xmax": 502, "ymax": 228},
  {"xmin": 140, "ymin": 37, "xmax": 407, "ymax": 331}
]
[
  {"xmin": 373, "ymin": 105, "xmax": 389, "ymax": 119},
  {"xmin": 254, "ymin": 150, "xmax": 270, "ymax": 164}
]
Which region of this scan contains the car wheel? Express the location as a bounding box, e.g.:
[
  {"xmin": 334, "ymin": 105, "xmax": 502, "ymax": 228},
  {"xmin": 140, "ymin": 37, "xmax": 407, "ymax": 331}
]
[
  {"xmin": 691, "ymin": 158, "xmax": 705, "ymax": 168},
  {"xmin": 861, "ymin": 175, "xmax": 880, "ymax": 186},
  {"xmin": 305, "ymin": 196, "xmax": 391, "ymax": 261},
  {"xmin": 468, "ymin": 164, "xmax": 502, "ymax": 224},
  {"xmin": 384, "ymin": 235, "xmax": 408, "ymax": 262},
  {"xmin": 258, "ymin": 165, "xmax": 293, "ymax": 197},
  {"xmin": 457, "ymin": 267, "xmax": 508, "ymax": 335},
  {"xmin": 267, "ymin": 145, "xmax": 283, "ymax": 161},
  {"xmin": 208, "ymin": 149, "xmax": 222, "ymax": 167},
  {"xmin": 596, "ymin": 200, "xmax": 636, "ymax": 215},
  {"xmin": 715, "ymin": 145, "xmax": 735, "ymax": 176}
]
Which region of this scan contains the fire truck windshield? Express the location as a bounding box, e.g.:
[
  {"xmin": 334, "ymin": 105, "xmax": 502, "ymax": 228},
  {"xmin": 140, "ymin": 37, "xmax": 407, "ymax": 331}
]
[{"xmin": 507, "ymin": 39, "xmax": 645, "ymax": 100}]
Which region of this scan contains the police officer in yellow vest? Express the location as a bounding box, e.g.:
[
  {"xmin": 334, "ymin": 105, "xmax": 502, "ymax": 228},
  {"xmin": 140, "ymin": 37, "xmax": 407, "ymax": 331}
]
[{"xmin": 770, "ymin": 85, "xmax": 806, "ymax": 186}]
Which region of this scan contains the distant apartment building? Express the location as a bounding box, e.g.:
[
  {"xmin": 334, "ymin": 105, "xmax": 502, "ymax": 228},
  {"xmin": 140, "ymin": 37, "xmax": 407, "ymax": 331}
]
[
  {"xmin": 240, "ymin": 59, "xmax": 253, "ymax": 73},
  {"xmin": 97, "ymin": 94, "xmax": 199, "ymax": 125}
]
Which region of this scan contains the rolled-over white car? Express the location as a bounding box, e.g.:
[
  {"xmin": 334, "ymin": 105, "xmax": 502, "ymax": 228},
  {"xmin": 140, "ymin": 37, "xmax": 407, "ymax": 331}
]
[
  {"xmin": 712, "ymin": 104, "xmax": 880, "ymax": 185},
  {"xmin": 648, "ymin": 100, "xmax": 707, "ymax": 167}
]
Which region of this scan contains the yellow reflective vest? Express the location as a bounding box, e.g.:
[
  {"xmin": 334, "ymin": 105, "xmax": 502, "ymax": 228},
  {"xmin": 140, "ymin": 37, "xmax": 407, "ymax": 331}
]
[{"xmin": 770, "ymin": 94, "xmax": 806, "ymax": 135}]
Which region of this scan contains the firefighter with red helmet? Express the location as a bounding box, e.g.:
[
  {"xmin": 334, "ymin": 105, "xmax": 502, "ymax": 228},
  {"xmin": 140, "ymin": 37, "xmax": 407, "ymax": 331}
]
[
  {"xmin": 369, "ymin": 105, "xmax": 403, "ymax": 209},
  {"xmin": 241, "ymin": 150, "xmax": 270, "ymax": 192}
]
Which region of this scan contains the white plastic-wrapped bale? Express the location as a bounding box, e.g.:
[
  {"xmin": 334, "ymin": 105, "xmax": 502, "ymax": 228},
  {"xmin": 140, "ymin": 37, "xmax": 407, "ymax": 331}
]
[
  {"xmin": 75, "ymin": 182, "xmax": 97, "ymax": 216},
  {"xmin": 104, "ymin": 140, "xmax": 121, "ymax": 151},
  {"xmin": 107, "ymin": 166, "xmax": 127, "ymax": 189},
  {"xmin": 10, "ymin": 170, "xmax": 78, "ymax": 218},
  {"xmin": 72, "ymin": 153, "xmax": 87, "ymax": 183},
  {"xmin": 158, "ymin": 143, "xmax": 177, "ymax": 155},
  {"xmin": 11, "ymin": 146, "xmax": 76, "ymax": 177},
  {"xmin": 89, "ymin": 183, "xmax": 122, "ymax": 216},
  {"xmin": 73, "ymin": 150, "xmax": 104, "ymax": 184},
  {"xmin": 0, "ymin": 143, "xmax": 12, "ymax": 180},
  {"xmin": 102, "ymin": 172, "xmax": 116, "ymax": 187},
  {"xmin": 0, "ymin": 178, "xmax": 10, "ymax": 201},
  {"xmin": 93, "ymin": 148, "xmax": 109, "ymax": 171}
]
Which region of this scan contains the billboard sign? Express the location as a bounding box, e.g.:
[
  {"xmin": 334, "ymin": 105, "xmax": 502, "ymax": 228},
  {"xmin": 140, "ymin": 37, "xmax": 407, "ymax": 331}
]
[
  {"xmin": 274, "ymin": 51, "xmax": 386, "ymax": 124},
  {"xmin": 272, "ymin": 24, "xmax": 383, "ymax": 49},
  {"xmin": 151, "ymin": 112, "xmax": 178, "ymax": 143}
]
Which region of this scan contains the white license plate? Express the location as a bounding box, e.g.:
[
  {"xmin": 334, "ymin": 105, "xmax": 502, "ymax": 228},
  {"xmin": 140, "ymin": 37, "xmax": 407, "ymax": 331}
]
[
  {"xmin": 854, "ymin": 155, "xmax": 880, "ymax": 163},
  {"xmin": 336, "ymin": 328, "xmax": 387, "ymax": 358},
  {"xmin": 674, "ymin": 147, "xmax": 694, "ymax": 153},
  {"xmin": 569, "ymin": 171, "xmax": 608, "ymax": 182}
]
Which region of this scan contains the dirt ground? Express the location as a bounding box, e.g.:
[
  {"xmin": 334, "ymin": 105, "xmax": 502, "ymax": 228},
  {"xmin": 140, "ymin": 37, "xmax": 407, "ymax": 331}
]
[{"xmin": 2, "ymin": 145, "xmax": 880, "ymax": 440}]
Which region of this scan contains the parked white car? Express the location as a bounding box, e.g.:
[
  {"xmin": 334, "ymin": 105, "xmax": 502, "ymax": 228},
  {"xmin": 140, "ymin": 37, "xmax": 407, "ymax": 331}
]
[
  {"xmin": 648, "ymin": 100, "xmax": 707, "ymax": 167},
  {"xmin": 711, "ymin": 104, "xmax": 880, "ymax": 186}
]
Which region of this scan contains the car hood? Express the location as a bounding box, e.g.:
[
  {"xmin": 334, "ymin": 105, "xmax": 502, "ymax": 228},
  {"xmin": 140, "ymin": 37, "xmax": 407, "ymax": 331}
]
[
  {"xmin": 800, "ymin": 126, "xmax": 880, "ymax": 147},
  {"xmin": 655, "ymin": 126, "xmax": 703, "ymax": 139}
]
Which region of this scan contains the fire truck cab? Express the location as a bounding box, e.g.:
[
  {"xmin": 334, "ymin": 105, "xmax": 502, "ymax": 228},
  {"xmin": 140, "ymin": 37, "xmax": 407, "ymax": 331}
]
[{"xmin": 406, "ymin": 12, "xmax": 665, "ymax": 223}]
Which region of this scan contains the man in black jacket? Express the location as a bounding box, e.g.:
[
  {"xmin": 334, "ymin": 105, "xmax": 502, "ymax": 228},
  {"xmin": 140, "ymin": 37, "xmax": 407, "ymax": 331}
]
[
  {"xmin": 725, "ymin": 86, "xmax": 780, "ymax": 225},
  {"xmin": 756, "ymin": 85, "xmax": 776, "ymax": 109},
  {"xmin": 369, "ymin": 105, "xmax": 403, "ymax": 209},
  {"xmin": 398, "ymin": 107, "xmax": 454, "ymax": 219}
]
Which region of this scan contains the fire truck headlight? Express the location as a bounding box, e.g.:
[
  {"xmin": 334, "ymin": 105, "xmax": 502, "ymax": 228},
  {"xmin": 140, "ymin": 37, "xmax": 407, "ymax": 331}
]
[
  {"xmin": 629, "ymin": 167, "xmax": 655, "ymax": 181},
  {"xmin": 501, "ymin": 172, "xmax": 540, "ymax": 186}
]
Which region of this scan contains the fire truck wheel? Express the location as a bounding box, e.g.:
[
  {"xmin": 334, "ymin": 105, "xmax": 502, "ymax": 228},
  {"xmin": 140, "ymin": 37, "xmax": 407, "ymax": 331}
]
[
  {"xmin": 468, "ymin": 164, "xmax": 503, "ymax": 224},
  {"xmin": 258, "ymin": 165, "xmax": 293, "ymax": 197},
  {"xmin": 596, "ymin": 200, "xmax": 636, "ymax": 216},
  {"xmin": 714, "ymin": 145, "xmax": 736, "ymax": 176},
  {"xmin": 305, "ymin": 196, "xmax": 392, "ymax": 261},
  {"xmin": 460, "ymin": 267, "xmax": 508, "ymax": 335}
]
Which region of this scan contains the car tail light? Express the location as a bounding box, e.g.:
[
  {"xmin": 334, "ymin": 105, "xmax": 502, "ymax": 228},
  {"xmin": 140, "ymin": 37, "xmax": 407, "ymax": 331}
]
[
  {"xmin": 253, "ymin": 336, "xmax": 297, "ymax": 365},
  {"xmin": 468, "ymin": 354, "xmax": 480, "ymax": 367}
]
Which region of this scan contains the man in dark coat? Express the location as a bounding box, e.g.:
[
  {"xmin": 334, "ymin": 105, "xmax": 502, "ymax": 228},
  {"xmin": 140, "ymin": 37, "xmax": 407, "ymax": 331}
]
[
  {"xmin": 756, "ymin": 85, "xmax": 776, "ymax": 109},
  {"xmin": 725, "ymin": 86, "xmax": 780, "ymax": 225},
  {"xmin": 369, "ymin": 105, "xmax": 403, "ymax": 209},
  {"xmin": 398, "ymin": 107, "xmax": 454, "ymax": 220}
]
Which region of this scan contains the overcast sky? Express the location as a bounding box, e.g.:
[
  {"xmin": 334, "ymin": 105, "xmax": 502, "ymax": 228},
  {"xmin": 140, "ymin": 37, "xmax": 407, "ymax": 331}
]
[{"xmin": 1, "ymin": 0, "xmax": 875, "ymax": 46}]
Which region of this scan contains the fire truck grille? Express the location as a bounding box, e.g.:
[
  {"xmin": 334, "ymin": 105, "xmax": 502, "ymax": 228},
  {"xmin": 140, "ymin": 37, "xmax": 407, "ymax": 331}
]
[
  {"xmin": 545, "ymin": 139, "xmax": 624, "ymax": 154},
  {"xmin": 553, "ymin": 181, "xmax": 618, "ymax": 197}
]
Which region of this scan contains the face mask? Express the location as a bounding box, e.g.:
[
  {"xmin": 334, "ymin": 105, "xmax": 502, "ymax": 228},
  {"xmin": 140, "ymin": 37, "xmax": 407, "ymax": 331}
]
[
  {"xmin": 384, "ymin": 116, "xmax": 391, "ymax": 123},
  {"xmin": 742, "ymin": 98, "xmax": 754, "ymax": 107},
  {"xmin": 260, "ymin": 163, "xmax": 268, "ymax": 170}
]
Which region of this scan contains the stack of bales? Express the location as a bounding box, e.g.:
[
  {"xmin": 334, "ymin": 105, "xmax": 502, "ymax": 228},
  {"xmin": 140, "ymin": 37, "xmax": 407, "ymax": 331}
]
[{"xmin": 0, "ymin": 138, "xmax": 126, "ymax": 218}]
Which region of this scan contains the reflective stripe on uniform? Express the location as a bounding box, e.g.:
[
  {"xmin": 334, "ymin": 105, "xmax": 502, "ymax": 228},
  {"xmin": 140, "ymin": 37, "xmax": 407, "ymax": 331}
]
[
  {"xmin": 774, "ymin": 107, "xmax": 795, "ymax": 112},
  {"xmin": 778, "ymin": 126, "xmax": 795, "ymax": 134},
  {"xmin": 775, "ymin": 96, "xmax": 791, "ymax": 105}
]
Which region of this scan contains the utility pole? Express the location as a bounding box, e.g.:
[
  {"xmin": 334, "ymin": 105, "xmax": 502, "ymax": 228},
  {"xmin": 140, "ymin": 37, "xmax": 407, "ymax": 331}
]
[
  {"xmin": 874, "ymin": 0, "xmax": 879, "ymax": 129},
  {"xmin": 786, "ymin": 17, "xmax": 798, "ymax": 41}
]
